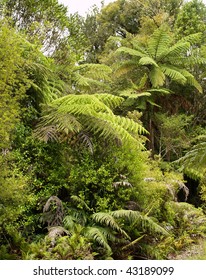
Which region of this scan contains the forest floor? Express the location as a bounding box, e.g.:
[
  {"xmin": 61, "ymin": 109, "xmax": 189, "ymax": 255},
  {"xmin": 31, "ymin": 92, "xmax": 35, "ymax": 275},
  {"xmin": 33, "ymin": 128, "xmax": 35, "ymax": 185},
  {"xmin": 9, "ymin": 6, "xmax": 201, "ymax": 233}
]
[{"xmin": 168, "ymin": 239, "xmax": 206, "ymax": 260}]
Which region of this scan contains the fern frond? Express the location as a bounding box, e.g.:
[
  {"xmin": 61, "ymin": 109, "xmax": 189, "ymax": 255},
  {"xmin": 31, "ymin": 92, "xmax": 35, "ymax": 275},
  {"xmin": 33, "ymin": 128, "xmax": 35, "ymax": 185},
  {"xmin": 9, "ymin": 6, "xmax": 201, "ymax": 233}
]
[
  {"xmin": 35, "ymin": 94, "xmax": 146, "ymax": 146},
  {"xmin": 177, "ymin": 32, "xmax": 202, "ymax": 45},
  {"xmin": 120, "ymin": 90, "xmax": 151, "ymax": 98},
  {"xmin": 77, "ymin": 63, "xmax": 112, "ymax": 80},
  {"xmin": 178, "ymin": 69, "xmax": 202, "ymax": 93},
  {"xmin": 161, "ymin": 65, "xmax": 187, "ymax": 84},
  {"xmin": 91, "ymin": 212, "xmax": 130, "ymax": 239},
  {"xmin": 71, "ymin": 195, "xmax": 92, "ymax": 212},
  {"xmin": 139, "ymin": 56, "xmax": 159, "ymax": 67},
  {"xmin": 148, "ymin": 88, "xmax": 171, "ymax": 95},
  {"xmin": 83, "ymin": 226, "xmax": 112, "ymax": 253},
  {"xmin": 148, "ymin": 29, "xmax": 171, "ymax": 59},
  {"xmin": 93, "ymin": 94, "xmax": 124, "ymax": 109},
  {"xmin": 149, "ymin": 67, "xmax": 165, "ymax": 87},
  {"xmin": 116, "ymin": 47, "xmax": 146, "ymax": 58},
  {"xmin": 113, "ymin": 61, "xmax": 138, "ymax": 78},
  {"xmin": 110, "ymin": 210, "xmax": 169, "ymax": 236},
  {"xmin": 160, "ymin": 42, "xmax": 190, "ymax": 61}
]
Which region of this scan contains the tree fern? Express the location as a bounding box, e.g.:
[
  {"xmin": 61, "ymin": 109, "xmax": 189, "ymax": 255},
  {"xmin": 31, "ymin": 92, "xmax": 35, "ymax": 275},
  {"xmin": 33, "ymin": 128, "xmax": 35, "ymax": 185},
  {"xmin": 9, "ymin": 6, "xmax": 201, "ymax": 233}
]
[
  {"xmin": 34, "ymin": 94, "xmax": 147, "ymax": 146},
  {"xmin": 176, "ymin": 141, "xmax": 206, "ymax": 179},
  {"xmin": 110, "ymin": 209, "xmax": 169, "ymax": 236},
  {"xmin": 83, "ymin": 226, "xmax": 112, "ymax": 254},
  {"xmin": 161, "ymin": 65, "xmax": 187, "ymax": 84},
  {"xmin": 147, "ymin": 29, "xmax": 171, "ymax": 60},
  {"xmin": 115, "ymin": 28, "xmax": 202, "ymax": 91},
  {"xmin": 91, "ymin": 212, "xmax": 130, "ymax": 239}
]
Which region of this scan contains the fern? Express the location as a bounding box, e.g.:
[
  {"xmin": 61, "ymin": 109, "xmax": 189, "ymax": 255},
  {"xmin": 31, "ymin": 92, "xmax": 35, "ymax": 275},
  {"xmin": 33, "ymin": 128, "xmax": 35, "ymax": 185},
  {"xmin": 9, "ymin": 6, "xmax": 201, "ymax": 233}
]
[
  {"xmin": 83, "ymin": 226, "xmax": 112, "ymax": 254},
  {"xmin": 149, "ymin": 67, "xmax": 165, "ymax": 87},
  {"xmin": 34, "ymin": 94, "xmax": 147, "ymax": 146},
  {"xmin": 110, "ymin": 209, "xmax": 169, "ymax": 236},
  {"xmin": 161, "ymin": 65, "xmax": 187, "ymax": 84},
  {"xmin": 159, "ymin": 42, "xmax": 190, "ymax": 61},
  {"xmin": 116, "ymin": 47, "xmax": 146, "ymax": 58},
  {"xmin": 147, "ymin": 29, "xmax": 171, "ymax": 60},
  {"xmin": 91, "ymin": 212, "xmax": 130, "ymax": 239},
  {"xmin": 139, "ymin": 56, "xmax": 159, "ymax": 67},
  {"xmin": 176, "ymin": 141, "xmax": 206, "ymax": 178}
]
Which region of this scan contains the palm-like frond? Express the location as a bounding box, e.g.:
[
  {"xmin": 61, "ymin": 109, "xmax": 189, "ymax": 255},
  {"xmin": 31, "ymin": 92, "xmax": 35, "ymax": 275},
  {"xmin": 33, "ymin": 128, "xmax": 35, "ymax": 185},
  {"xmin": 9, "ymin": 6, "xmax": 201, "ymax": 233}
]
[
  {"xmin": 178, "ymin": 32, "xmax": 202, "ymax": 45},
  {"xmin": 115, "ymin": 28, "xmax": 202, "ymax": 91},
  {"xmin": 178, "ymin": 69, "xmax": 202, "ymax": 93},
  {"xmin": 71, "ymin": 195, "xmax": 92, "ymax": 212},
  {"xmin": 147, "ymin": 29, "xmax": 171, "ymax": 60},
  {"xmin": 149, "ymin": 67, "xmax": 165, "ymax": 87},
  {"xmin": 34, "ymin": 94, "xmax": 147, "ymax": 146},
  {"xmin": 161, "ymin": 65, "xmax": 187, "ymax": 84},
  {"xmin": 159, "ymin": 42, "xmax": 190, "ymax": 61},
  {"xmin": 110, "ymin": 209, "xmax": 169, "ymax": 236},
  {"xmin": 116, "ymin": 47, "xmax": 146, "ymax": 58},
  {"xmin": 91, "ymin": 212, "xmax": 130, "ymax": 239},
  {"xmin": 83, "ymin": 226, "xmax": 112, "ymax": 254},
  {"xmin": 176, "ymin": 141, "xmax": 206, "ymax": 177},
  {"xmin": 139, "ymin": 56, "xmax": 159, "ymax": 67},
  {"xmin": 77, "ymin": 64, "xmax": 112, "ymax": 81}
]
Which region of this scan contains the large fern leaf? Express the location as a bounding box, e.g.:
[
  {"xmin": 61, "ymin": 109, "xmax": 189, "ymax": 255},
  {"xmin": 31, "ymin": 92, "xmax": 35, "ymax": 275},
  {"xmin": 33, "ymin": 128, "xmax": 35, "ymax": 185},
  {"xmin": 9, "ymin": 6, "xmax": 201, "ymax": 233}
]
[
  {"xmin": 116, "ymin": 47, "xmax": 146, "ymax": 58},
  {"xmin": 147, "ymin": 29, "xmax": 171, "ymax": 60},
  {"xmin": 161, "ymin": 65, "xmax": 187, "ymax": 84},
  {"xmin": 83, "ymin": 226, "xmax": 112, "ymax": 253},
  {"xmin": 35, "ymin": 94, "xmax": 147, "ymax": 146},
  {"xmin": 149, "ymin": 67, "xmax": 165, "ymax": 87},
  {"xmin": 91, "ymin": 212, "xmax": 130, "ymax": 239}
]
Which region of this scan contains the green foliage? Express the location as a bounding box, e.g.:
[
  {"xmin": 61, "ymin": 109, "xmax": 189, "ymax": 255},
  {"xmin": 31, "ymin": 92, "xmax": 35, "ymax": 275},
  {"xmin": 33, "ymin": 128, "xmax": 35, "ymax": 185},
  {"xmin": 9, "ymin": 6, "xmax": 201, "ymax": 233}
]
[
  {"xmin": 34, "ymin": 94, "xmax": 147, "ymax": 146},
  {"xmin": 175, "ymin": 0, "xmax": 206, "ymax": 42},
  {"xmin": 155, "ymin": 113, "xmax": 193, "ymax": 161},
  {"xmin": 116, "ymin": 28, "xmax": 202, "ymax": 91},
  {"xmin": 0, "ymin": 21, "xmax": 31, "ymax": 148}
]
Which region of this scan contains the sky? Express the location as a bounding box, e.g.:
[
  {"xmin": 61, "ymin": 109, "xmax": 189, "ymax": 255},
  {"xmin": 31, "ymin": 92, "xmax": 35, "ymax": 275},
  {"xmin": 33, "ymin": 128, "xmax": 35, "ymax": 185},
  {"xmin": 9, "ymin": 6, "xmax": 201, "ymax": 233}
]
[
  {"xmin": 59, "ymin": 0, "xmax": 206, "ymax": 16},
  {"xmin": 59, "ymin": 0, "xmax": 114, "ymax": 16}
]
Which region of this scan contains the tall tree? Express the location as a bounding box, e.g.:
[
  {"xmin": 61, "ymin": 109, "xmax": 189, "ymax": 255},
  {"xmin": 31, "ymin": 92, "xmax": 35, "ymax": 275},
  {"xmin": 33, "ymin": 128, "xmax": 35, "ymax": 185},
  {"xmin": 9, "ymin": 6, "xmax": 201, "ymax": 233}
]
[
  {"xmin": 175, "ymin": 0, "xmax": 206, "ymax": 41},
  {"xmin": 114, "ymin": 28, "xmax": 203, "ymax": 151},
  {"xmin": 2, "ymin": 0, "xmax": 69, "ymax": 53}
]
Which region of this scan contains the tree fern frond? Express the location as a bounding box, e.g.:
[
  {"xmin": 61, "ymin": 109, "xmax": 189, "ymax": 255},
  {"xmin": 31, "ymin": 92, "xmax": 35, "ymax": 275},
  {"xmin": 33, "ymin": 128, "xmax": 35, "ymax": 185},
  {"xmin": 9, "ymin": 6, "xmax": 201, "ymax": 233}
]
[
  {"xmin": 147, "ymin": 29, "xmax": 171, "ymax": 59},
  {"xmin": 148, "ymin": 88, "xmax": 172, "ymax": 95},
  {"xmin": 52, "ymin": 94, "xmax": 114, "ymax": 115},
  {"xmin": 161, "ymin": 65, "xmax": 187, "ymax": 84},
  {"xmin": 33, "ymin": 125, "xmax": 59, "ymax": 142},
  {"xmin": 160, "ymin": 42, "xmax": 190, "ymax": 61},
  {"xmin": 83, "ymin": 226, "xmax": 112, "ymax": 253},
  {"xmin": 110, "ymin": 210, "xmax": 169, "ymax": 236},
  {"xmin": 177, "ymin": 32, "xmax": 202, "ymax": 45},
  {"xmin": 91, "ymin": 212, "xmax": 130, "ymax": 239},
  {"xmin": 178, "ymin": 69, "xmax": 202, "ymax": 93},
  {"xmin": 71, "ymin": 195, "xmax": 92, "ymax": 212},
  {"xmin": 139, "ymin": 56, "xmax": 159, "ymax": 67},
  {"xmin": 120, "ymin": 90, "xmax": 151, "ymax": 98},
  {"xmin": 77, "ymin": 132, "xmax": 94, "ymax": 154},
  {"xmin": 141, "ymin": 216, "xmax": 169, "ymax": 236},
  {"xmin": 176, "ymin": 141, "xmax": 206, "ymax": 171},
  {"xmin": 35, "ymin": 94, "xmax": 146, "ymax": 146},
  {"xmin": 77, "ymin": 63, "xmax": 112, "ymax": 80},
  {"xmin": 113, "ymin": 61, "xmax": 138, "ymax": 78},
  {"xmin": 149, "ymin": 67, "xmax": 165, "ymax": 87},
  {"xmin": 93, "ymin": 94, "xmax": 124, "ymax": 109},
  {"xmin": 116, "ymin": 46, "xmax": 146, "ymax": 58}
]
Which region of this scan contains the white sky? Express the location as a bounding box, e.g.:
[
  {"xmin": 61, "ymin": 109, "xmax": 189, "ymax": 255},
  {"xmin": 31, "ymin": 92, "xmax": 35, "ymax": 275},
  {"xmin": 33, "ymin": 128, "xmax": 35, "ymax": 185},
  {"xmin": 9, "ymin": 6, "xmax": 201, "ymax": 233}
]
[
  {"xmin": 59, "ymin": 0, "xmax": 206, "ymax": 16},
  {"xmin": 59, "ymin": 0, "xmax": 114, "ymax": 16}
]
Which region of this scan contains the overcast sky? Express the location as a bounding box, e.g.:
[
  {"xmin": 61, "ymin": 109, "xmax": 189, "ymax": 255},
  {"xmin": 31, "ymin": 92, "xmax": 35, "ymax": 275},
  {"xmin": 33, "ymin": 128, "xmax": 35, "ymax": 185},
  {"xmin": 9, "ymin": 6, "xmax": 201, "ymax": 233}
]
[
  {"xmin": 59, "ymin": 0, "xmax": 114, "ymax": 16},
  {"xmin": 59, "ymin": 0, "xmax": 206, "ymax": 16}
]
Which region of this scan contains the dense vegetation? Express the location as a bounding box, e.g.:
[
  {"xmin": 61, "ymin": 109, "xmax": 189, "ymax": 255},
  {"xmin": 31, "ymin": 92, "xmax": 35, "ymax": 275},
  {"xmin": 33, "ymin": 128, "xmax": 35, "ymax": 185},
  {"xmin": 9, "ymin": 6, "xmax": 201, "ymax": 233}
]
[{"xmin": 1, "ymin": 0, "xmax": 206, "ymax": 260}]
